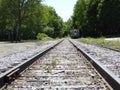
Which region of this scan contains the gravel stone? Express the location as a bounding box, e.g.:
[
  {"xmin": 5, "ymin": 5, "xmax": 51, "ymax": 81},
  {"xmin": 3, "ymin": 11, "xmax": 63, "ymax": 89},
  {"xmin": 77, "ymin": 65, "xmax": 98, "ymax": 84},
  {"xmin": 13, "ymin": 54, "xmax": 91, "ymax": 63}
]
[
  {"xmin": 72, "ymin": 39, "xmax": 120, "ymax": 78},
  {"xmin": 0, "ymin": 40, "xmax": 59, "ymax": 74}
]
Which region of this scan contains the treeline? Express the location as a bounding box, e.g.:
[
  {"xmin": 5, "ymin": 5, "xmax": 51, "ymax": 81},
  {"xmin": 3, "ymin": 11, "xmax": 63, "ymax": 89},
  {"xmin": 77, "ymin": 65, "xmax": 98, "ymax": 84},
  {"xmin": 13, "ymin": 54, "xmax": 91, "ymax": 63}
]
[
  {"xmin": 0, "ymin": 0, "xmax": 68, "ymax": 42},
  {"xmin": 73, "ymin": 0, "xmax": 120, "ymax": 37}
]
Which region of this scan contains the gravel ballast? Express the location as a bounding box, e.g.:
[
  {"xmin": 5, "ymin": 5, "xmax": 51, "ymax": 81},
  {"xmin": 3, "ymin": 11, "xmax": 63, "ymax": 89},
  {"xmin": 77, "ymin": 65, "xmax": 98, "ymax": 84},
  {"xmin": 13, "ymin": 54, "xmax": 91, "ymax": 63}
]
[
  {"xmin": 71, "ymin": 39, "xmax": 120, "ymax": 78},
  {"xmin": 0, "ymin": 40, "xmax": 59, "ymax": 74}
]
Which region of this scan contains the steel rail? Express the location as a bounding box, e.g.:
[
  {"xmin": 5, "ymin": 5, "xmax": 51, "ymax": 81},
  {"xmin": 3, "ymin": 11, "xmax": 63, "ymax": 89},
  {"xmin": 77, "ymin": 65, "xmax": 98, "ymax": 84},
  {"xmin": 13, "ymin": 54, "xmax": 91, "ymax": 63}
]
[
  {"xmin": 69, "ymin": 40, "xmax": 120, "ymax": 90},
  {"xmin": 0, "ymin": 40, "xmax": 63, "ymax": 89}
]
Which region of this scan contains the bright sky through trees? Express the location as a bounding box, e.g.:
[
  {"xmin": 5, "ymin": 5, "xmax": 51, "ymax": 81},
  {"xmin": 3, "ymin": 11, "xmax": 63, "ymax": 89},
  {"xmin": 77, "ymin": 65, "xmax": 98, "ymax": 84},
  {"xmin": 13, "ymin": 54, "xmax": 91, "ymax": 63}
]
[{"xmin": 42, "ymin": 0, "xmax": 77, "ymax": 22}]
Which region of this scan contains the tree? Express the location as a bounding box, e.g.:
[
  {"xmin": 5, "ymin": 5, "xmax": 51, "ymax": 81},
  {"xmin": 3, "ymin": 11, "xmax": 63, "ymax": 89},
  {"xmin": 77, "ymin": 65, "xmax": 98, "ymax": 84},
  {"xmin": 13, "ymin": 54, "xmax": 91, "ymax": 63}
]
[
  {"xmin": 99, "ymin": 0, "xmax": 120, "ymax": 36},
  {"xmin": 65, "ymin": 17, "xmax": 73, "ymax": 36},
  {"xmin": 86, "ymin": 0, "xmax": 100, "ymax": 37},
  {"xmin": 0, "ymin": 0, "xmax": 66, "ymax": 41},
  {"xmin": 43, "ymin": 6, "xmax": 65, "ymax": 38},
  {"xmin": 0, "ymin": 0, "xmax": 42, "ymax": 42},
  {"xmin": 73, "ymin": 0, "xmax": 120, "ymax": 37},
  {"xmin": 73, "ymin": 0, "xmax": 89, "ymax": 37}
]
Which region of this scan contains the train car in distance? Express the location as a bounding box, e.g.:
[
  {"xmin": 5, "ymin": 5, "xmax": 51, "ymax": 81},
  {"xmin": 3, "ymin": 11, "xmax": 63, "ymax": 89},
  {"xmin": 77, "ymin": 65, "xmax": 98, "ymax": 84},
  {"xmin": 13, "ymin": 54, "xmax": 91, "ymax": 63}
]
[{"xmin": 71, "ymin": 29, "xmax": 80, "ymax": 39}]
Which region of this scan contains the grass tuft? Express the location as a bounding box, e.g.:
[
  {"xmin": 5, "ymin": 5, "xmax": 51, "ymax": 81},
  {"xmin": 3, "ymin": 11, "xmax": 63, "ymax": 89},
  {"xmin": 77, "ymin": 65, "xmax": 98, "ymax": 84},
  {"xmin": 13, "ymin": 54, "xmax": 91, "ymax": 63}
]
[{"xmin": 51, "ymin": 59, "xmax": 60, "ymax": 68}]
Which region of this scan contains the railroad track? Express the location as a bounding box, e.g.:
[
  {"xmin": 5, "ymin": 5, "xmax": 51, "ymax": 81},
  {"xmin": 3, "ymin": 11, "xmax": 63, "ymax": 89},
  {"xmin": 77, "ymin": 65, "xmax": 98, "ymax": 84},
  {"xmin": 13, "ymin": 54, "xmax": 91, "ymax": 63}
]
[
  {"xmin": 0, "ymin": 39, "xmax": 117, "ymax": 90},
  {"xmin": 70, "ymin": 39, "xmax": 120, "ymax": 90},
  {"xmin": 0, "ymin": 40, "xmax": 63, "ymax": 89}
]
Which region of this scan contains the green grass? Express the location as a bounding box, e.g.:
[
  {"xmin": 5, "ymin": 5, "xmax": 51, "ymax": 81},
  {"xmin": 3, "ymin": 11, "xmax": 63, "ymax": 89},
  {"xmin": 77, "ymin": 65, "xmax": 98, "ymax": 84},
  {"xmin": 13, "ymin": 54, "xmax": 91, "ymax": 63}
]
[
  {"xmin": 79, "ymin": 37, "xmax": 120, "ymax": 50},
  {"xmin": 51, "ymin": 59, "xmax": 60, "ymax": 68},
  {"xmin": 106, "ymin": 40, "xmax": 120, "ymax": 50},
  {"xmin": 79, "ymin": 37, "xmax": 105, "ymax": 45}
]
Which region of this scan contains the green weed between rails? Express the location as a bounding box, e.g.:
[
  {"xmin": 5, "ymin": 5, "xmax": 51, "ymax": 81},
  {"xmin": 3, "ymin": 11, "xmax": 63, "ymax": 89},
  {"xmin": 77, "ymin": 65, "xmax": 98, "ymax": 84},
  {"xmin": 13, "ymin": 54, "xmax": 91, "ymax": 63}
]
[
  {"xmin": 44, "ymin": 67, "xmax": 51, "ymax": 73},
  {"xmin": 79, "ymin": 37, "xmax": 120, "ymax": 50},
  {"xmin": 51, "ymin": 59, "xmax": 60, "ymax": 68},
  {"xmin": 44, "ymin": 59, "xmax": 60, "ymax": 73}
]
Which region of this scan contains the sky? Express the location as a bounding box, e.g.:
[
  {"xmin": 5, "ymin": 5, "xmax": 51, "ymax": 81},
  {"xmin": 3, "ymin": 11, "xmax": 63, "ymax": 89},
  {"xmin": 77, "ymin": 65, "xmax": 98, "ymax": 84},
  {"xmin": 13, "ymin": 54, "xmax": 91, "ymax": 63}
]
[{"xmin": 42, "ymin": 0, "xmax": 78, "ymax": 22}]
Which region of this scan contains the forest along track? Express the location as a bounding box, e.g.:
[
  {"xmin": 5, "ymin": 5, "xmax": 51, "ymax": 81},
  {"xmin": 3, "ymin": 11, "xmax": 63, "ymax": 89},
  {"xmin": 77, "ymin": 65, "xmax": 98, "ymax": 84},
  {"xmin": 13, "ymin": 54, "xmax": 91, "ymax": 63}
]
[{"xmin": 6, "ymin": 39, "xmax": 112, "ymax": 90}]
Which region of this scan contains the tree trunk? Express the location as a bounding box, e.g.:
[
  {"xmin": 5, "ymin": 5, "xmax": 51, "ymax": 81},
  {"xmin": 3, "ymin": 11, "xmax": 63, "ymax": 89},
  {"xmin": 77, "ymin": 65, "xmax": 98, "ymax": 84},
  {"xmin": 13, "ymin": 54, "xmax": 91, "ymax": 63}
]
[{"xmin": 16, "ymin": 0, "xmax": 22, "ymax": 42}]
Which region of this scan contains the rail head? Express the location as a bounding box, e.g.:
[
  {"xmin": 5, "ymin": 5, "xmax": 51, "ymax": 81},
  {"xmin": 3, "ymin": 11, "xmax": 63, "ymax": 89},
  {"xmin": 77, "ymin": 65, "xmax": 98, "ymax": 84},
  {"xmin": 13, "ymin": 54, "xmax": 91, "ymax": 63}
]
[{"xmin": 69, "ymin": 39, "xmax": 120, "ymax": 90}]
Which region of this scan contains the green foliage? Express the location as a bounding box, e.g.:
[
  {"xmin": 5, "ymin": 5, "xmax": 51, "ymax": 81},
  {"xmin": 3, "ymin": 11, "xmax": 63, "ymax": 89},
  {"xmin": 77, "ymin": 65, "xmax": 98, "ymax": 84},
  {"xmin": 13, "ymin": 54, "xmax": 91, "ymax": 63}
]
[
  {"xmin": 73, "ymin": 0, "xmax": 120, "ymax": 37},
  {"xmin": 65, "ymin": 18, "xmax": 73, "ymax": 36},
  {"xmin": 0, "ymin": 0, "xmax": 66, "ymax": 41},
  {"xmin": 43, "ymin": 26, "xmax": 54, "ymax": 37},
  {"xmin": 73, "ymin": 0, "xmax": 88, "ymax": 29},
  {"xmin": 44, "ymin": 6, "xmax": 66, "ymax": 38},
  {"xmin": 98, "ymin": 0, "xmax": 120, "ymax": 36},
  {"xmin": 0, "ymin": 0, "xmax": 43, "ymax": 41},
  {"xmin": 36, "ymin": 33, "xmax": 48, "ymax": 40}
]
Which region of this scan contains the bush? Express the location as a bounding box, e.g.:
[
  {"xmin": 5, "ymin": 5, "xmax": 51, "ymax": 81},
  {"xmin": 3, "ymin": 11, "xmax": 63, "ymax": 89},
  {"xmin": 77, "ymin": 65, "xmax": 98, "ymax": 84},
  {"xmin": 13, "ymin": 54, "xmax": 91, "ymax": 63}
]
[{"xmin": 36, "ymin": 33, "xmax": 48, "ymax": 40}]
